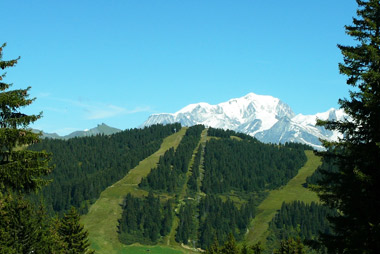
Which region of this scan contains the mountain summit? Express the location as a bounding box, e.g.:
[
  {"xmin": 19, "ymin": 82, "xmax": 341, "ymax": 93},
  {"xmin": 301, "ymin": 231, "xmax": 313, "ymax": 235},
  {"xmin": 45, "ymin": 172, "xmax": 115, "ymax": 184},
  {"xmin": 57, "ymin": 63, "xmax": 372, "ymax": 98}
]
[
  {"xmin": 141, "ymin": 93, "xmax": 346, "ymax": 150},
  {"xmin": 35, "ymin": 123, "xmax": 122, "ymax": 139}
]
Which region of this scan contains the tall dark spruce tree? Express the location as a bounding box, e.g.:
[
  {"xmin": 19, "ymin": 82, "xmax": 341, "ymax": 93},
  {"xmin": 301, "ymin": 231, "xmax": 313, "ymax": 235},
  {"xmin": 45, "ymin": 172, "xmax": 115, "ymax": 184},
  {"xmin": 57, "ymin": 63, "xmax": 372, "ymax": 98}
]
[
  {"xmin": 0, "ymin": 43, "xmax": 53, "ymax": 253},
  {"xmin": 0, "ymin": 43, "xmax": 51, "ymax": 193},
  {"xmin": 0, "ymin": 43, "xmax": 94, "ymax": 253},
  {"xmin": 315, "ymin": 1, "xmax": 380, "ymax": 253},
  {"xmin": 57, "ymin": 207, "xmax": 95, "ymax": 254}
]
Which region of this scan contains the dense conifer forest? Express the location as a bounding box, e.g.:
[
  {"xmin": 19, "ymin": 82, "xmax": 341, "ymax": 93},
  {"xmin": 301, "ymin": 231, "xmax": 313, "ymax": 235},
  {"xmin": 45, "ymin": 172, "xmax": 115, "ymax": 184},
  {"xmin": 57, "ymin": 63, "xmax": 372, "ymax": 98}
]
[
  {"xmin": 118, "ymin": 192, "xmax": 174, "ymax": 245},
  {"xmin": 267, "ymin": 201, "xmax": 336, "ymax": 247},
  {"xmin": 306, "ymin": 156, "xmax": 338, "ymax": 188},
  {"xmin": 117, "ymin": 126, "xmax": 313, "ymax": 250},
  {"xmin": 201, "ymin": 135, "xmax": 307, "ymax": 194},
  {"xmin": 197, "ymin": 195, "xmax": 258, "ymax": 249},
  {"xmin": 28, "ymin": 123, "xmax": 181, "ymax": 214},
  {"xmin": 139, "ymin": 125, "xmax": 205, "ymax": 192}
]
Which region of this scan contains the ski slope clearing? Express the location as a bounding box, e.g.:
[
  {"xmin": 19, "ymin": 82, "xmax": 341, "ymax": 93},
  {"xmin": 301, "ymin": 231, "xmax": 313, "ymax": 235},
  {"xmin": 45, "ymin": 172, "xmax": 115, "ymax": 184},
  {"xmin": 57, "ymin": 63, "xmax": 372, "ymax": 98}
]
[
  {"xmin": 82, "ymin": 128, "xmax": 187, "ymax": 254},
  {"xmin": 245, "ymin": 150, "xmax": 321, "ymax": 245}
]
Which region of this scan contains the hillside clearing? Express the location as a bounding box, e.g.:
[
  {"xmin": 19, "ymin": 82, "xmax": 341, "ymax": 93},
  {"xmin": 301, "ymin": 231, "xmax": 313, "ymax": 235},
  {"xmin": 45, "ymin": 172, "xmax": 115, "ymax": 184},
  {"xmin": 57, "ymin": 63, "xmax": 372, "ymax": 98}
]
[
  {"xmin": 81, "ymin": 128, "xmax": 187, "ymax": 254},
  {"xmin": 245, "ymin": 150, "xmax": 321, "ymax": 245}
]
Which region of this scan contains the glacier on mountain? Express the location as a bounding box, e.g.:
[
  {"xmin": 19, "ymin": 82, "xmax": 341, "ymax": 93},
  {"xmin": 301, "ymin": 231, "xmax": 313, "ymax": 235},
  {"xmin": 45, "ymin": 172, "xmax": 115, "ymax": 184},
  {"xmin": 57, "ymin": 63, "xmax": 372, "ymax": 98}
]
[{"xmin": 141, "ymin": 93, "xmax": 347, "ymax": 150}]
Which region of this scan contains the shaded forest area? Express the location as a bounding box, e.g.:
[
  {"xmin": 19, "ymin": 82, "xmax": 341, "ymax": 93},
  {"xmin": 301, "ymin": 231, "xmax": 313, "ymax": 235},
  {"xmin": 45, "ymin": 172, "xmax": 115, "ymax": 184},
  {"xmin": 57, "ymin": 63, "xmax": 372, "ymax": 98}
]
[{"xmin": 267, "ymin": 201, "xmax": 337, "ymax": 250}]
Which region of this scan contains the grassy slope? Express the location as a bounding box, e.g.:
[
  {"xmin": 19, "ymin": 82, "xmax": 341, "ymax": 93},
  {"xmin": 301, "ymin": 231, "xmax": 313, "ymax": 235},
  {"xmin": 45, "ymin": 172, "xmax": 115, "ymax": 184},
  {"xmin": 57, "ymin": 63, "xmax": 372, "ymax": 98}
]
[
  {"xmin": 245, "ymin": 150, "xmax": 321, "ymax": 245},
  {"xmin": 81, "ymin": 128, "xmax": 187, "ymax": 254}
]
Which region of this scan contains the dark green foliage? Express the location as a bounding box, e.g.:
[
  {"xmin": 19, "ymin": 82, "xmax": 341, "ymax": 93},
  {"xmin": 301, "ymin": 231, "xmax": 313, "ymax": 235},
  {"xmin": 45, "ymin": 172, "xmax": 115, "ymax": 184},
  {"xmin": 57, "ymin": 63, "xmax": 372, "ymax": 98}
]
[
  {"xmin": 282, "ymin": 142, "xmax": 313, "ymax": 151},
  {"xmin": 139, "ymin": 125, "xmax": 204, "ymax": 192},
  {"xmin": 205, "ymin": 238, "xmax": 219, "ymax": 254},
  {"xmin": 205, "ymin": 234, "xmax": 239, "ymax": 254},
  {"xmin": 207, "ymin": 127, "xmax": 257, "ymax": 141},
  {"xmin": 57, "ymin": 207, "xmax": 94, "ymax": 254},
  {"xmin": 0, "ymin": 44, "xmax": 93, "ymax": 253},
  {"xmin": 0, "ymin": 193, "xmax": 55, "ymax": 254},
  {"xmin": 220, "ymin": 233, "xmax": 239, "ymax": 254},
  {"xmin": 250, "ymin": 242, "xmax": 264, "ymax": 254},
  {"xmin": 118, "ymin": 192, "xmax": 174, "ymax": 245},
  {"xmin": 268, "ymin": 201, "xmax": 336, "ymax": 246},
  {"xmin": 201, "ymin": 138, "xmax": 307, "ymax": 194},
  {"xmin": 204, "ymin": 238, "xmax": 265, "ymax": 254},
  {"xmin": 305, "ymin": 157, "xmax": 338, "ymax": 187},
  {"xmin": 29, "ymin": 123, "xmax": 180, "ymax": 214},
  {"xmin": 314, "ymin": 1, "xmax": 380, "ymax": 252},
  {"xmin": 273, "ymin": 238, "xmax": 306, "ymax": 254},
  {"xmin": 174, "ymin": 194, "xmax": 257, "ymax": 249},
  {"xmin": 139, "ymin": 147, "xmax": 178, "ymax": 192},
  {"xmin": 187, "ymin": 144, "xmax": 202, "ymax": 194},
  {"xmin": 0, "ymin": 43, "xmax": 52, "ymax": 194},
  {"xmin": 198, "ymin": 195, "xmax": 257, "ymax": 249},
  {"xmin": 175, "ymin": 200, "xmax": 197, "ymax": 244},
  {"xmin": 205, "ymin": 234, "xmax": 263, "ymax": 254}
]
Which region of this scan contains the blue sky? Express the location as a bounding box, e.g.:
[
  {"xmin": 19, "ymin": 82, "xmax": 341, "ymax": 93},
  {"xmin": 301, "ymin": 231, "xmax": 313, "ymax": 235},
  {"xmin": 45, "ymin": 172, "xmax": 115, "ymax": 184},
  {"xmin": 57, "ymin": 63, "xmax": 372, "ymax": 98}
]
[{"xmin": 3, "ymin": 0, "xmax": 357, "ymax": 135}]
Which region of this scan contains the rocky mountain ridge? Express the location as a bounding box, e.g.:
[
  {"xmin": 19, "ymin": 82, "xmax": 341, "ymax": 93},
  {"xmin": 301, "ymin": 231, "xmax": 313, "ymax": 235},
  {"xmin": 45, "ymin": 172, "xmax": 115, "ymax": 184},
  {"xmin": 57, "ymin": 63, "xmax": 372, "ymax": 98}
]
[{"xmin": 34, "ymin": 123, "xmax": 121, "ymax": 139}]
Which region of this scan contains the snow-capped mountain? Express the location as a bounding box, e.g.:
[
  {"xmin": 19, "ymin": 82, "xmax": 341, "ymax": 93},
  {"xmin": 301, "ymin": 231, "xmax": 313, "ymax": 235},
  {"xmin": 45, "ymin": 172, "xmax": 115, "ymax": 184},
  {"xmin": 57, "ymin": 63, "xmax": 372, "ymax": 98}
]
[{"xmin": 141, "ymin": 93, "xmax": 347, "ymax": 150}]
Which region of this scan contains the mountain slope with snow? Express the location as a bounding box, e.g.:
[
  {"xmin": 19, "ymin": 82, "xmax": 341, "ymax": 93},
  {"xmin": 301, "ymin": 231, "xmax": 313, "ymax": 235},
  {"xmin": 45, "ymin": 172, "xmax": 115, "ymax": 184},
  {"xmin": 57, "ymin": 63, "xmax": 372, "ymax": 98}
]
[{"xmin": 141, "ymin": 93, "xmax": 347, "ymax": 150}]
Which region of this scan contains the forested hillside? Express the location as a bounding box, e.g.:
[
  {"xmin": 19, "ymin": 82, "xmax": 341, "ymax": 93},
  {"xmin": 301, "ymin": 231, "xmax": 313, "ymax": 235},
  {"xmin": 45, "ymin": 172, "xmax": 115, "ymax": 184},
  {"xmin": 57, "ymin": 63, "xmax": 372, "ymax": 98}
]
[
  {"xmin": 202, "ymin": 134, "xmax": 307, "ymax": 194},
  {"xmin": 28, "ymin": 123, "xmax": 181, "ymax": 214},
  {"xmin": 306, "ymin": 155, "xmax": 338, "ymax": 188},
  {"xmin": 139, "ymin": 125, "xmax": 205, "ymax": 193},
  {"xmin": 27, "ymin": 124, "xmax": 325, "ymax": 253},
  {"xmin": 116, "ymin": 126, "xmax": 314, "ymax": 251},
  {"xmin": 267, "ymin": 201, "xmax": 336, "ymax": 250}
]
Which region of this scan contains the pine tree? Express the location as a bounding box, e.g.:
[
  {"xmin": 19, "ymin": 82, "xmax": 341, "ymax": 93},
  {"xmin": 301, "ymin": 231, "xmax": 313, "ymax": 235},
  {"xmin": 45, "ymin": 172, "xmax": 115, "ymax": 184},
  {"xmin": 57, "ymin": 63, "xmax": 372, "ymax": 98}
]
[
  {"xmin": 315, "ymin": 1, "xmax": 380, "ymax": 253},
  {"xmin": 220, "ymin": 233, "xmax": 239, "ymax": 254},
  {"xmin": 0, "ymin": 43, "xmax": 59, "ymax": 253},
  {"xmin": 57, "ymin": 206, "xmax": 94, "ymax": 254},
  {"xmin": 205, "ymin": 238, "xmax": 219, "ymax": 254},
  {"xmin": 250, "ymin": 242, "xmax": 264, "ymax": 254},
  {"xmin": 0, "ymin": 42, "xmax": 52, "ymax": 193},
  {"xmin": 0, "ymin": 43, "xmax": 94, "ymax": 253},
  {"xmin": 273, "ymin": 238, "xmax": 306, "ymax": 254}
]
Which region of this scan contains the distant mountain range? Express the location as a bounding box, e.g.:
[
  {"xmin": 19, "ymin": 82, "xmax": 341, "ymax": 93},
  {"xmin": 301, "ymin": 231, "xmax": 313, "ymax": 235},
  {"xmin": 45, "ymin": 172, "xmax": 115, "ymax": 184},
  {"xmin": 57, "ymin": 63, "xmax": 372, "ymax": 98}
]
[
  {"xmin": 141, "ymin": 93, "xmax": 347, "ymax": 150},
  {"xmin": 34, "ymin": 123, "xmax": 122, "ymax": 139}
]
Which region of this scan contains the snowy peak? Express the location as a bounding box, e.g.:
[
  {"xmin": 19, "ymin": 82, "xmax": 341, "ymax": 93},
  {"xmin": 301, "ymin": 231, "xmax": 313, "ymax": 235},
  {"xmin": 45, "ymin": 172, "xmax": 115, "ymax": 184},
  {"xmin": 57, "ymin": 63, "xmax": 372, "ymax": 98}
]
[
  {"xmin": 141, "ymin": 92, "xmax": 347, "ymax": 150},
  {"xmin": 293, "ymin": 108, "xmax": 346, "ymax": 126},
  {"xmin": 142, "ymin": 92, "xmax": 295, "ymax": 136},
  {"xmin": 218, "ymin": 93, "xmax": 294, "ymax": 122}
]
